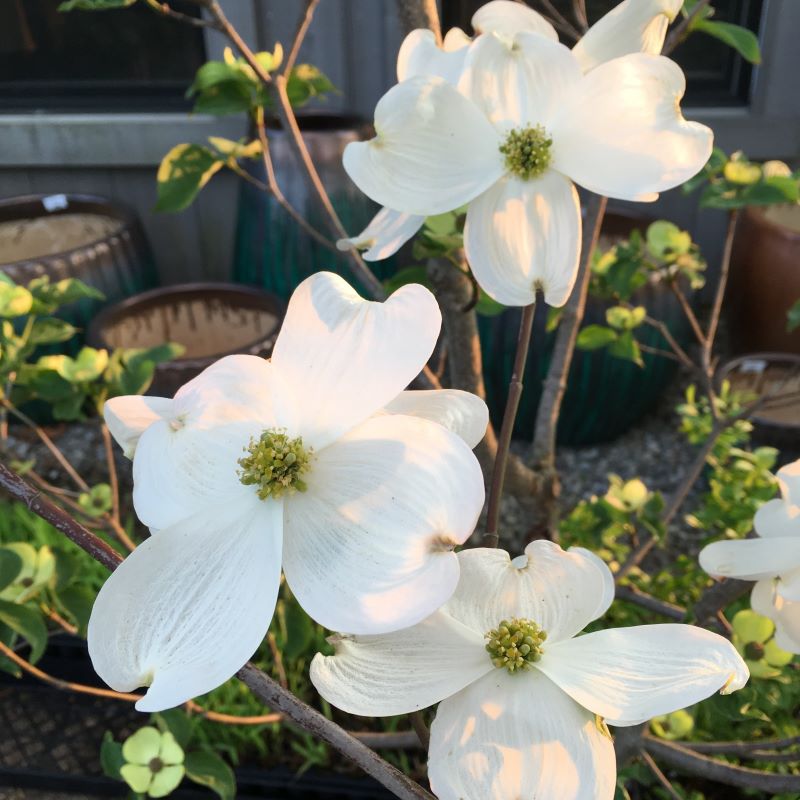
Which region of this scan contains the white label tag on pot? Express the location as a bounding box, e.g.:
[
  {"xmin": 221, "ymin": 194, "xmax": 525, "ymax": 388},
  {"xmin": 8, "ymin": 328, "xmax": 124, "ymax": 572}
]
[
  {"xmin": 42, "ymin": 194, "xmax": 68, "ymax": 212},
  {"xmin": 740, "ymin": 359, "xmax": 767, "ymax": 373}
]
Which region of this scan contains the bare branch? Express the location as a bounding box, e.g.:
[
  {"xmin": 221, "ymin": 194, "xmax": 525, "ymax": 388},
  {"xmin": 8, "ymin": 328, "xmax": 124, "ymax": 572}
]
[
  {"xmin": 283, "ymin": 0, "xmax": 321, "ymax": 76},
  {"xmin": 615, "ymin": 585, "xmax": 686, "ymax": 620},
  {"xmin": 395, "ymin": 0, "xmax": 442, "ymax": 42},
  {"xmin": 663, "ymin": 0, "xmax": 713, "ymax": 55}
]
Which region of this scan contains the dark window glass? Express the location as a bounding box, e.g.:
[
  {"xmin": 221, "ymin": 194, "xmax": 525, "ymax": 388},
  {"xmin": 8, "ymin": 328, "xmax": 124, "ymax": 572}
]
[
  {"xmin": 442, "ymin": 0, "xmax": 764, "ymax": 107},
  {"xmin": 0, "ymin": 0, "xmax": 206, "ymax": 112}
]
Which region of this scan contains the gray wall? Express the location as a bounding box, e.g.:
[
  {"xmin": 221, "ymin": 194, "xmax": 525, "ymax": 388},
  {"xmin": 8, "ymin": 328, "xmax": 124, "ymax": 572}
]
[{"xmin": 0, "ymin": 0, "xmax": 798, "ymax": 285}]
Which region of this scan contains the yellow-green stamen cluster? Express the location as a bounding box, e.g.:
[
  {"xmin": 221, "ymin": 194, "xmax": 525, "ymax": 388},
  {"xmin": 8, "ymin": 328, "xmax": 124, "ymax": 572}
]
[
  {"xmin": 238, "ymin": 429, "xmax": 312, "ymax": 500},
  {"xmin": 485, "ymin": 617, "xmax": 547, "ymax": 673},
  {"xmin": 500, "ymin": 125, "xmax": 553, "ymax": 180}
]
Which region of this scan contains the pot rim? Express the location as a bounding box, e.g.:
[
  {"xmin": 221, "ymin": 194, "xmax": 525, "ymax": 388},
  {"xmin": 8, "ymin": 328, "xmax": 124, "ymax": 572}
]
[
  {"xmin": 716, "ymin": 351, "xmax": 800, "ymax": 431},
  {"xmin": 86, "ymin": 281, "xmax": 286, "ymax": 367},
  {"xmin": 742, "ymin": 204, "xmax": 800, "ymax": 244},
  {"xmin": 0, "ymin": 193, "xmax": 140, "ymax": 269}
]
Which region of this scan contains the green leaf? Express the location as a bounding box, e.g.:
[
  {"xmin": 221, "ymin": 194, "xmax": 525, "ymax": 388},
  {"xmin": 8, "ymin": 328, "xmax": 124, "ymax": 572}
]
[
  {"xmin": 546, "ymin": 306, "xmax": 563, "ymax": 333},
  {"xmin": 59, "ymin": 0, "xmax": 136, "ymax": 9},
  {"xmin": 29, "ymin": 318, "xmax": 79, "ymax": 346},
  {"xmin": 0, "ymin": 284, "xmax": 33, "ymax": 318},
  {"xmin": 475, "ymin": 291, "xmax": 506, "ymax": 317},
  {"xmin": 28, "ymin": 277, "xmax": 104, "ymax": 314},
  {"xmin": 0, "ymin": 549, "xmax": 23, "ymax": 592},
  {"xmin": 0, "ymin": 599, "xmax": 47, "ymax": 663},
  {"xmin": 383, "ymin": 266, "xmax": 431, "ymax": 296},
  {"xmin": 608, "ymin": 330, "xmax": 644, "ymax": 367},
  {"xmin": 281, "ymin": 599, "xmax": 315, "ymax": 661},
  {"xmin": 695, "ymin": 19, "xmax": 761, "ymax": 64},
  {"xmin": 184, "ymin": 751, "xmax": 236, "ymax": 800},
  {"xmin": 100, "ymin": 731, "xmax": 125, "ymax": 780},
  {"xmin": 156, "ymin": 144, "xmax": 224, "ymax": 213},
  {"xmin": 285, "ymin": 64, "xmax": 337, "ymax": 108},
  {"xmin": 39, "ymin": 347, "xmax": 109, "ymax": 383},
  {"xmin": 787, "ymin": 299, "xmax": 800, "ymax": 332},
  {"xmin": 52, "ymin": 393, "xmax": 88, "ymax": 421},
  {"xmin": 17, "ymin": 365, "xmax": 74, "ymax": 402},
  {"xmin": 646, "ymin": 220, "xmax": 691, "ymax": 260},
  {"xmin": 57, "ymin": 585, "xmax": 94, "ymax": 635},
  {"xmin": 0, "ymin": 622, "xmax": 21, "ymax": 677},
  {"xmin": 153, "ymin": 709, "xmax": 194, "ymax": 750},
  {"xmin": 576, "ymin": 325, "xmax": 617, "ymax": 350},
  {"xmin": 742, "ymin": 177, "xmax": 800, "ymax": 206},
  {"xmin": 78, "ymin": 484, "xmax": 113, "ymax": 518}
]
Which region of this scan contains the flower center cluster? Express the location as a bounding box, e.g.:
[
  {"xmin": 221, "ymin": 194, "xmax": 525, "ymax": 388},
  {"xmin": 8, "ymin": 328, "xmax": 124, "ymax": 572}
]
[
  {"xmin": 485, "ymin": 617, "xmax": 547, "ymax": 673},
  {"xmin": 238, "ymin": 429, "xmax": 312, "ymax": 500},
  {"xmin": 500, "ymin": 125, "xmax": 553, "ymax": 180}
]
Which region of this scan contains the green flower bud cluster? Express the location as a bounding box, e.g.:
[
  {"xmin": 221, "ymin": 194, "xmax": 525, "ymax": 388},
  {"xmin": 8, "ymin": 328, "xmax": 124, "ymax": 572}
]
[
  {"xmin": 238, "ymin": 428, "xmax": 312, "ymax": 500},
  {"xmin": 500, "ymin": 125, "xmax": 553, "ymax": 181},
  {"xmin": 485, "ymin": 617, "xmax": 547, "ymax": 673}
]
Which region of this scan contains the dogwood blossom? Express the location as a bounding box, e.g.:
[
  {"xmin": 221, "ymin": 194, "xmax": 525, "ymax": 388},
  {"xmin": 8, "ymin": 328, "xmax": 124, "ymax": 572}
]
[
  {"xmin": 341, "ymin": 0, "xmax": 708, "ymax": 307},
  {"xmin": 700, "ymin": 459, "xmax": 800, "ymax": 653},
  {"xmin": 312, "ymin": 542, "xmax": 748, "ymax": 800},
  {"xmin": 90, "ymin": 272, "xmax": 488, "ymax": 711}
]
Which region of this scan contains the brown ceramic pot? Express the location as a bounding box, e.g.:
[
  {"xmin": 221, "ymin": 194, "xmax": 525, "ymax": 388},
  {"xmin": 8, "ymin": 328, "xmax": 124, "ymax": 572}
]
[
  {"xmin": 87, "ymin": 283, "xmax": 283, "ymax": 397},
  {"xmin": 727, "ymin": 205, "xmax": 800, "ymax": 355}
]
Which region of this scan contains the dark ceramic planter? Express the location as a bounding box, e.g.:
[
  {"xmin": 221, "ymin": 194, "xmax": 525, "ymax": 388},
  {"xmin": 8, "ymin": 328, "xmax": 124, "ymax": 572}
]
[
  {"xmin": 0, "ymin": 193, "xmax": 158, "ymax": 340},
  {"xmin": 726, "ymin": 205, "xmax": 800, "ymax": 355},
  {"xmin": 87, "ymin": 283, "xmax": 284, "ymax": 397}
]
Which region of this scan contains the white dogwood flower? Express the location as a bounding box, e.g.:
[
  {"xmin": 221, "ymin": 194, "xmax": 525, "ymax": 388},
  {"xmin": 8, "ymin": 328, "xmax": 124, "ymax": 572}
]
[
  {"xmin": 342, "ymin": 2, "xmax": 708, "ymax": 307},
  {"xmin": 700, "ymin": 459, "xmax": 800, "ymax": 653},
  {"xmin": 312, "ymin": 542, "xmax": 748, "ymax": 800},
  {"xmin": 91, "ymin": 271, "xmax": 487, "ymax": 712}
]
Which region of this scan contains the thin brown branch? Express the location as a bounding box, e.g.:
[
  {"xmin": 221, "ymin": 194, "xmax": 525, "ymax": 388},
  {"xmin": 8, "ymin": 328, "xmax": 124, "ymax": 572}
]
[
  {"xmin": 253, "ymin": 108, "xmax": 338, "ymax": 252},
  {"xmin": 530, "ymin": 194, "xmax": 608, "ymax": 539},
  {"xmin": 533, "ymin": 0, "xmax": 582, "ymax": 40},
  {"xmin": 40, "ymin": 604, "xmax": 78, "ymax": 635},
  {"xmin": 663, "ymin": 0, "xmax": 713, "ymax": 55},
  {"xmin": 283, "ymin": 0, "xmax": 321, "ymax": 76},
  {"xmin": 671, "ymin": 284, "xmax": 706, "ymax": 350},
  {"xmin": 643, "ymin": 315, "xmax": 696, "ymax": 371},
  {"xmin": 644, "ymin": 735, "xmax": 800, "ymax": 793},
  {"xmin": 615, "ymin": 585, "xmax": 686, "ymax": 620},
  {"xmin": 267, "ymin": 631, "xmax": 288, "ymax": 689},
  {"xmin": 3, "ymin": 402, "xmax": 90, "ymax": 493},
  {"xmin": 143, "ymin": 0, "xmax": 222, "ymax": 29},
  {"xmin": 639, "ymin": 343, "xmax": 683, "ymax": 363},
  {"xmin": 410, "ymin": 711, "xmax": 430, "ymax": 749},
  {"xmin": 101, "ymin": 422, "xmax": 121, "ymax": 525},
  {"xmin": 0, "ymin": 639, "xmax": 140, "ymax": 701},
  {"xmin": 570, "ymin": 0, "xmax": 589, "ymax": 31},
  {"xmin": 394, "ymin": 0, "xmax": 442, "ymax": 42},
  {"xmin": 641, "ymin": 749, "xmax": 682, "ymax": 800},
  {"xmin": 693, "ymin": 578, "xmax": 751, "ymax": 626},
  {"xmin": 238, "ymin": 664, "xmax": 435, "ymax": 800},
  {"xmin": 0, "ymin": 461, "xmax": 123, "ymax": 572},
  {"xmin": 483, "ymin": 303, "xmax": 536, "ymax": 548},
  {"xmin": 704, "ymin": 210, "xmax": 740, "ymax": 366},
  {"xmin": 687, "ymin": 736, "xmax": 800, "ymax": 756}
]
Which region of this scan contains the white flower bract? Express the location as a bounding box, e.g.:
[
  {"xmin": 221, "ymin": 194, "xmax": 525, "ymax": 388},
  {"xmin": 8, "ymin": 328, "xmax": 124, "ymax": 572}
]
[
  {"xmin": 700, "ymin": 459, "xmax": 800, "ymax": 653},
  {"xmin": 311, "ymin": 542, "xmax": 748, "ymax": 800},
  {"xmin": 90, "ymin": 271, "xmax": 488, "ymax": 712},
  {"xmin": 340, "ymin": 0, "xmax": 711, "ymax": 307}
]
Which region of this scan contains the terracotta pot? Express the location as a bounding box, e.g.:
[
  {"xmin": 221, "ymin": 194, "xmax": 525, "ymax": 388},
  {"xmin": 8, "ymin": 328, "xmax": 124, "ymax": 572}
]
[
  {"xmin": 716, "ymin": 352, "xmax": 800, "ymax": 451},
  {"xmin": 87, "ymin": 283, "xmax": 283, "ymax": 397},
  {"xmin": 727, "ymin": 205, "xmax": 800, "ymax": 355}
]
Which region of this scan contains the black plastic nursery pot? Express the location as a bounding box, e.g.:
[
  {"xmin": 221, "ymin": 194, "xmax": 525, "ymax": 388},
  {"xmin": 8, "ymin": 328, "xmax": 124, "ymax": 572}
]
[
  {"xmin": 0, "ymin": 193, "xmax": 159, "ymax": 341},
  {"xmin": 0, "ymin": 636, "xmax": 398, "ymax": 799}
]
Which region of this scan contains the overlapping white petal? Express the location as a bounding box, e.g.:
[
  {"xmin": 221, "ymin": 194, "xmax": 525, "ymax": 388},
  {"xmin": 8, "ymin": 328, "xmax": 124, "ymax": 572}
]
[
  {"xmin": 428, "ymin": 668, "xmax": 616, "ymax": 800},
  {"xmin": 464, "ymin": 173, "xmax": 581, "ymax": 306},
  {"xmin": 397, "ymin": 28, "xmax": 469, "ymax": 84},
  {"xmin": 539, "ymin": 624, "xmax": 748, "ymax": 727},
  {"xmin": 271, "ymin": 271, "xmax": 441, "ymax": 449},
  {"xmin": 444, "ymin": 542, "xmax": 614, "ymax": 642},
  {"xmin": 572, "ymin": 0, "xmax": 683, "ymax": 73},
  {"xmin": 550, "ymin": 54, "xmax": 713, "ymax": 200},
  {"xmin": 343, "ymin": 77, "xmax": 504, "ymax": 216},
  {"xmin": 310, "ymin": 611, "xmax": 490, "ymax": 716},
  {"xmin": 751, "ymin": 579, "xmax": 800, "ymax": 653},
  {"xmin": 88, "ymin": 503, "xmax": 282, "ymax": 711},
  {"xmin": 458, "ymin": 30, "xmax": 581, "ymax": 131},
  {"xmin": 336, "ymin": 207, "xmax": 424, "ymax": 261},
  {"xmin": 699, "ymin": 537, "xmax": 800, "ymax": 582},
  {"xmin": 281, "ymin": 414, "xmax": 485, "ymax": 634},
  {"xmin": 383, "ymin": 389, "xmax": 489, "ymax": 448},
  {"xmin": 471, "ymin": 0, "xmax": 558, "ymax": 42},
  {"xmin": 104, "ymin": 395, "xmax": 173, "ymax": 458},
  {"xmin": 756, "ymin": 460, "xmax": 800, "ymax": 537}
]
